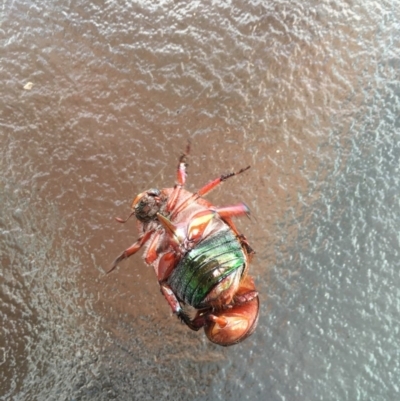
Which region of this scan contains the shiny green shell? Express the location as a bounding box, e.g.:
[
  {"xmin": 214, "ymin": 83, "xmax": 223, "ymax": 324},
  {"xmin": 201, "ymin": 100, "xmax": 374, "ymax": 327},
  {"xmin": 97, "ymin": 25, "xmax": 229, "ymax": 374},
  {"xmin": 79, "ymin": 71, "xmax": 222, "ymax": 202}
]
[{"xmin": 167, "ymin": 227, "xmax": 246, "ymax": 308}]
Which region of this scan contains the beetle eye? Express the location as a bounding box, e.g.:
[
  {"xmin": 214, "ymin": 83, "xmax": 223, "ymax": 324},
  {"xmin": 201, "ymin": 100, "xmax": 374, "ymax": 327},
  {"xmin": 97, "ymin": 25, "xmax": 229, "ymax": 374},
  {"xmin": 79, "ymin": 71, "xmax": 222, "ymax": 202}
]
[
  {"xmin": 148, "ymin": 189, "xmax": 161, "ymax": 197},
  {"xmin": 135, "ymin": 200, "xmax": 148, "ymax": 216}
]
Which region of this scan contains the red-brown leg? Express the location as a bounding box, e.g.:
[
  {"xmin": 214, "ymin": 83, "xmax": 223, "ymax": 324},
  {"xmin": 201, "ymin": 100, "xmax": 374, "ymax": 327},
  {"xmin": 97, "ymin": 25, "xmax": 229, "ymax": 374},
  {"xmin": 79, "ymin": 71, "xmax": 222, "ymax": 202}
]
[
  {"xmin": 107, "ymin": 229, "xmax": 155, "ymax": 273},
  {"xmin": 213, "ymin": 204, "xmax": 253, "ymax": 252},
  {"xmin": 166, "ymin": 142, "xmax": 191, "ymax": 213},
  {"xmin": 160, "ymin": 282, "xmax": 204, "ymax": 331},
  {"xmin": 176, "ymin": 141, "xmax": 190, "ymax": 186},
  {"xmin": 171, "ymin": 166, "xmax": 250, "ymax": 219},
  {"xmin": 156, "ymin": 252, "xmax": 179, "ymax": 281},
  {"xmin": 156, "ymin": 213, "xmax": 186, "ymax": 245},
  {"xmin": 214, "ymin": 203, "xmax": 250, "ymax": 219},
  {"xmin": 144, "ymin": 231, "xmax": 162, "ymax": 264},
  {"xmin": 160, "ymin": 283, "xmax": 182, "ymax": 313},
  {"xmin": 197, "ymin": 166, "xmax": 250, "ymax": 197}
]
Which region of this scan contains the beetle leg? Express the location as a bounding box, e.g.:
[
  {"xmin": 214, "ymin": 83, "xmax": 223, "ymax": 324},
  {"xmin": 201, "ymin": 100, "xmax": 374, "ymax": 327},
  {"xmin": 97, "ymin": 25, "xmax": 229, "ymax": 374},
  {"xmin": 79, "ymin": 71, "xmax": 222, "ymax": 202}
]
[
  {"xmin": 171, "ymin": 166, "xmax": 250, "ymax": 219},
  {"xmin": 107, "ymin": 229, "xmax": 154, "ymax": 273},
  {"xmin": 212, "ymin": 203, "xmax": 255, "ymax": 259},
  {"xmin": 160, "ymin": 283, "xmax": 200, "ymax": 331},
  {"xmin": 214, "ymin": 203, "xmax": 250, "ymax": 219},
  {"xmin": 176, "ymin": 141, "xmax": 190, "ymax": 186},
  {"xmin": 144, "ymin": 231, "xmax": 162, "ymax": 264},
  {"xmin": 238, "ymin": 234, "xmax": 256, "ymax": 261},
  {"xmin": 197, "ymin": 166, "xmax": 250, "ymax": 197},
  {"xmin": 159, "ymin": 283, "xmax": 203, "ymax": 331},
  {"xmin": 157, "ymin": 251, "xmax": 179, "ymax": 281},
  {"xmin": 160, "ymin": 282, "xmax": 207, "ymax": 331},
  {"xmin": 156, "ymin": 213, "xmax": 186, "ymax": 245},
  {"xmin": 165, "ymin": 142, "xmax": 191, "ymax": 212},
  {"xmin": 160, "ymin": 283, "xmax": 182, "ymax": 314},
  {"xmin": 210, "ymin": 204, "xmax": 251, "ymax": 239}
]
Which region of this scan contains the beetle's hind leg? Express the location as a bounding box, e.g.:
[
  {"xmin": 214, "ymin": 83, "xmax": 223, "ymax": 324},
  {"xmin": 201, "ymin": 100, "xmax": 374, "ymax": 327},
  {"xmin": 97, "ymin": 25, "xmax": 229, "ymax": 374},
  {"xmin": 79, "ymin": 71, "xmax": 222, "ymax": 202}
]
[{"xmin": 160, "ymin": 282, "xmax": 205, "ymax": 331}]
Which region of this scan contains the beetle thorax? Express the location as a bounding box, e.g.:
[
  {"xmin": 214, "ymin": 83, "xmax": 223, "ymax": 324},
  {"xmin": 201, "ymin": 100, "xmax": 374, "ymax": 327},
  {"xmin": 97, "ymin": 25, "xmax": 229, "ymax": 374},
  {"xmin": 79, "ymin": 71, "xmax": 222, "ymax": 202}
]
[{"xmin": 133, "ymin": 188, "xmax": 167, "ymax": 222}]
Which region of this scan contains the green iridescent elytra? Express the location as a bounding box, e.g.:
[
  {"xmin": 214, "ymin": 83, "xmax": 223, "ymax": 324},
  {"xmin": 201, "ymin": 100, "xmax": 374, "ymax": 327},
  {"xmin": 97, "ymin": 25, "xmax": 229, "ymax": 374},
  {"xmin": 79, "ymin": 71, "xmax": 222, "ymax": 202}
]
[{"xmin": 167, "ymin": 227, "xmax": 246, "ymax": 308}]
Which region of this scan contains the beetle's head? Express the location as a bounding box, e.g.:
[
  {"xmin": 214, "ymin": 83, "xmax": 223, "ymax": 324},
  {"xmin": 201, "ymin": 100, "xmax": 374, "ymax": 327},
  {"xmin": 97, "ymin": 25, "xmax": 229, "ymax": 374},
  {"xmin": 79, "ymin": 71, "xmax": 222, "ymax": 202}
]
[{"xmin": 131, "ymin": 188, "xmax": 167, "ymax": 222}]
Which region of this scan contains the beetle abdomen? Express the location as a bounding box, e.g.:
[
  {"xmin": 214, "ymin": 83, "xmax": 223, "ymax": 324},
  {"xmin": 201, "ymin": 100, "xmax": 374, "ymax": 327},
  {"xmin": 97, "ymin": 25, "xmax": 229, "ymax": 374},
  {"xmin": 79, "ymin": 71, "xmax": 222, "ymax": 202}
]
[{"xmin": 168, "ymin": 228, "xmax": 246, "ymax": 308}]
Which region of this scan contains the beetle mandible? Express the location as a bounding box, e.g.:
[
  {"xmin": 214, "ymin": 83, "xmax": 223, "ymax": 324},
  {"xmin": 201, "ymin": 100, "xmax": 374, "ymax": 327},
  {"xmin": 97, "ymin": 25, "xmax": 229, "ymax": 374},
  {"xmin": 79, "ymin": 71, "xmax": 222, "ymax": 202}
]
[{"xmin": 108, "ymin": 144, "xmax": 259, "ymax": 346}]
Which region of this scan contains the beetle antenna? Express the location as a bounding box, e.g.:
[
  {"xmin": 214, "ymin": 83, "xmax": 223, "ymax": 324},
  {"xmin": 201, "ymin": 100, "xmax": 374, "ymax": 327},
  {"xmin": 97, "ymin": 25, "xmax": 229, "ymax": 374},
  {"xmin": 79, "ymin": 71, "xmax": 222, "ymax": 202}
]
[{"xmin": 115, "ymin": 211, "xmax": 135, "ymax": 224}]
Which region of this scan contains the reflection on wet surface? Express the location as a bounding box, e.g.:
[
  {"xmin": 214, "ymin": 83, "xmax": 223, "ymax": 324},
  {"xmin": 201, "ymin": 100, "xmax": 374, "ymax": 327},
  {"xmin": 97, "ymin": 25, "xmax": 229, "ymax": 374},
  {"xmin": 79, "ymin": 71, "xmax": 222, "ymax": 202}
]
[{"xmin": 1, "ymin": 0, "xmax": 400, "ymax": 399}]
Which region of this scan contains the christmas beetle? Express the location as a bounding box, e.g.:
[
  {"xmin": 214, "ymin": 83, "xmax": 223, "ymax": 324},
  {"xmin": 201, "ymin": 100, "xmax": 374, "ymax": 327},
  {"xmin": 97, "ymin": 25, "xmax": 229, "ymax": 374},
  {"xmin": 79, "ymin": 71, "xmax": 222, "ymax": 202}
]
[{"xmin": 108, "ymin": 144, "xmax": 259, "ymax": 346}]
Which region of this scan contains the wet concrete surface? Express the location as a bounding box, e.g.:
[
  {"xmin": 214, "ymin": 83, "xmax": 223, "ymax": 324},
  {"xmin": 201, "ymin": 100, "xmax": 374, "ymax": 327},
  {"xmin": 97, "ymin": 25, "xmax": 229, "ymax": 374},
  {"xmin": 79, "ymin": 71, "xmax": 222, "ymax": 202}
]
[{"xmin": 1, "ymin": 0, "xmax": 400, "ymax": 400}]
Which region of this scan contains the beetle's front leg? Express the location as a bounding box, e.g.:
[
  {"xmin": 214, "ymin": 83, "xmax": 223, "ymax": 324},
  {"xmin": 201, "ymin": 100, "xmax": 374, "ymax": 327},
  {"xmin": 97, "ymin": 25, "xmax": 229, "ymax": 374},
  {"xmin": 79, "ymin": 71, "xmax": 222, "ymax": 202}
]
[
  {"xmin": 160, "ymin": 283, "xmax": 204, "ymax": 331},
  {"xmin": 107, "ymin": 229, "xmax": 154, "ymax": 273}
]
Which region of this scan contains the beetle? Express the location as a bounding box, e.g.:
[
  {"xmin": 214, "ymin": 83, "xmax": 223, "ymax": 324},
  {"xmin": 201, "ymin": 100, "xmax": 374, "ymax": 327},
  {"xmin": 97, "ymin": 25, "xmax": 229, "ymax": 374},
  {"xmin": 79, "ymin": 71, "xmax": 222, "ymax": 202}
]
[{"xmin": 108, "ymin": 144, "xmax": 259, "ymax": 346}]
